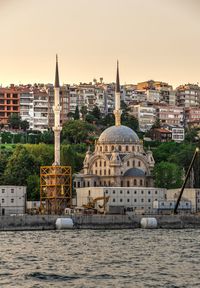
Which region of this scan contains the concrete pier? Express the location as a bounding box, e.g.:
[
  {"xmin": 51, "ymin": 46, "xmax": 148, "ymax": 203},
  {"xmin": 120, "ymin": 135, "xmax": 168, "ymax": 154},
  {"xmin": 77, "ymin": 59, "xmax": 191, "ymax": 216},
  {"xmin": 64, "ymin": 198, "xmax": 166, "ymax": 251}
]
[{"xmin": 1, "ymin": 214, "xmax": 200, "ymax": 231}]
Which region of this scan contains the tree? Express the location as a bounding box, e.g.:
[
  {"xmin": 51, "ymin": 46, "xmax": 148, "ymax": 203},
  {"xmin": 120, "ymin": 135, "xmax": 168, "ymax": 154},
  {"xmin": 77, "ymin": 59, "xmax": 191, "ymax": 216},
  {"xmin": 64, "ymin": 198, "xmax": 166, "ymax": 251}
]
[
  {"xmin": 62, "ymin": 120, "xmax": 96, "ymax": 144},
  {"xmin": 91, "ymin": 106, "xmax": 101, "ymax": 120},
  {"xmin": 120, "ymin": 101, "xmax": 139, "ymax": 131},
  {"xmin": 80, "ymin": 106, "xmax": 88, "ymax": 120},
  {"xmin": 20, "ymin": 120, "xmax": 29, "ymax": 131},
  {"xmin": 74, "ymin": 105, "xmax": 80, "ymax": 120},
  {"xmin": 3, "ymin": 145, "xmax": 39, "ymax": 186},
  {"xmin": 185, "ymin": 128, "xmax": 199, "ymax": 143},
  {"xmin": 8, "ymin": 113, "xmax": 21, "ymax": 129},
  {"xmin": 40, "ymin": 130, "xmax": 54, "ymax": 144},
  {"xmin": 61, "ymin": 145, "xmax": 76, "ymax": 172},
  {"xmin": 26, "ymin": 174, "xmax": 40, "ymax": 201},
  {"xmin": 153, "ymin": 161, "xmax": 183, "ymax": 189},
  {"xmin": 152, "ymin": 117, "xmax": 161, "ymax": 129}
]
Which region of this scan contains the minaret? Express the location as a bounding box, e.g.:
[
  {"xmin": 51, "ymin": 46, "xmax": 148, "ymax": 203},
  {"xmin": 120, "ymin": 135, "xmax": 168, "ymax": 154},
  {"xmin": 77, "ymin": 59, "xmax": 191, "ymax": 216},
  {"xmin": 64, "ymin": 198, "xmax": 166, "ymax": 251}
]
[
  {"xmin": 113, "ymin": 61, "xmax": 122, "ymax": 126},
  {"xmin": 53, "ymin": 55, "xmax": 62, "ymax": 165}
]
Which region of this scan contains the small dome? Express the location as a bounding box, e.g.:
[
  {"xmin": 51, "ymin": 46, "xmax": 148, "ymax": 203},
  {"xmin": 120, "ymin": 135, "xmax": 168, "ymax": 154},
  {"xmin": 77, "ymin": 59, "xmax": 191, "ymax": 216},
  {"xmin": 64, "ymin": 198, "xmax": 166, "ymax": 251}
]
[
  {"xmin": 124, "ymin": 168, "xmax": 145, "ymax": 177},
  {"xmin": 98, "ymin": 125, "xmax": 139, "ymax": 144}
]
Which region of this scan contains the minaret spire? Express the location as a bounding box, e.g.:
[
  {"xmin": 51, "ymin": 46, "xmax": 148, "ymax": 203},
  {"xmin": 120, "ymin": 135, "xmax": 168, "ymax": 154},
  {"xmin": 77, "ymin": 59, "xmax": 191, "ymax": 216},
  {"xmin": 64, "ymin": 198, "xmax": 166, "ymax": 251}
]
[
  {"xmin": 55, "ymin": 54, "xmax": 60, "ymax": 88},
  {"xmin": 53, "ymin": 55, "xmax": 62, "ymax": 165},
  {"xmin": 114, "ymin": 60, "xmax": 122, "ymax": 126}
]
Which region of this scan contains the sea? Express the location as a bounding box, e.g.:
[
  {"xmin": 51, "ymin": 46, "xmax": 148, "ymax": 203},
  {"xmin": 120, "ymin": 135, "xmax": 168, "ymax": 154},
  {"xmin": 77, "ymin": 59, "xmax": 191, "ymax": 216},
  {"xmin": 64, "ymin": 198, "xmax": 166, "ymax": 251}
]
[{"xmin": 0, "ymin": 229, "xmax": 200, "ymax": 288}]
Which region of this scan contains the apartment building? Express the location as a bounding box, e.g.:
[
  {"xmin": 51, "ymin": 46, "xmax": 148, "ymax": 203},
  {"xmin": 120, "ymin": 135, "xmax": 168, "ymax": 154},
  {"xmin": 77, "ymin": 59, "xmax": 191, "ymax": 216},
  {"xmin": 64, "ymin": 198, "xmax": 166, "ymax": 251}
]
[
  {"xmin": 185, "ymin": 107, "xmax": 200, "ymax": 128},
  {"xmin": 0, "ymin": 87, "xmax": 20, "ymax": 125},
  {"xmin": 176, "ymin": 84, "xmax": 200, "ymax": 108},
  {"xmin": 32, "ymin": 91, "xmax": 48, "ymax": 131},
  {"xmin": 19, "ymin": 89, "xmax": 34, "ymax": 127},
  {"xmin": 156, "ymin": 105, "xmax": 184, "ymax": 126},
  {"xmin": 130, "ymin": 104, "xmax": 156, "ymax": 132}
]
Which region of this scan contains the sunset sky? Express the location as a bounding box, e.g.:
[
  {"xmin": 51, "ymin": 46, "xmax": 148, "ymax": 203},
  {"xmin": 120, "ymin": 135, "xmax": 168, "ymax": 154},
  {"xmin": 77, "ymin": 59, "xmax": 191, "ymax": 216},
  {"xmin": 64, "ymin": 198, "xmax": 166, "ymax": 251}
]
[{"xmin": 0, "ymin": 0, "xmax": 200, "ymax": 87}]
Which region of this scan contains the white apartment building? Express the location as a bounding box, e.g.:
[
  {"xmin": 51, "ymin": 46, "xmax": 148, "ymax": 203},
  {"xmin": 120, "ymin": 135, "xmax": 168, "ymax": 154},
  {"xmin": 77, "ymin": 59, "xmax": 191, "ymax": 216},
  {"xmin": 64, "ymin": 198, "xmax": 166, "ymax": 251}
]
[
  {"xmin": 130, "ymin": 104, "xmax": 156, "ymax": 132},
  {"xmin": 176, "ymin": 84, "xmax": 200, "ymax": 108},
  {"xmin": 0, "ymin": 186, "xmax": 26, "ymax": 216},
  {"xmin": 32, "ymin": 92, "xmax": 48, "ymax": 131},
  {"xmin": 20, "ymin": 90, "xmax": 34, "ymax": 127},
  {"xmin": 146, "ymin": 90, "xmax": 160, "ymax": 103},
  {"xmin": 76, "ymin": 187, "xmax": 166, "ymax": 215}
]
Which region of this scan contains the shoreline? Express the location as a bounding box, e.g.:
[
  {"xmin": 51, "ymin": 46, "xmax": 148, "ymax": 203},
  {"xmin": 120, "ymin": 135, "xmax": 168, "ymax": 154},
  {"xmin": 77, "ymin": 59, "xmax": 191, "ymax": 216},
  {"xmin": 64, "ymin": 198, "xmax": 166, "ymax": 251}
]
[{"xmin": 1, "ymin": 214, "xmax": 200, "ymax": 231}]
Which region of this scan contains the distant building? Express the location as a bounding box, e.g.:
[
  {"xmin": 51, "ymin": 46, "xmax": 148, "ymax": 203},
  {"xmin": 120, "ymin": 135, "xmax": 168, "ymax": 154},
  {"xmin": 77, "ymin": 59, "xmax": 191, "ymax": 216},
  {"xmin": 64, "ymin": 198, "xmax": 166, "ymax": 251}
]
[
  {"xmin": 150, "ymin": 128, "xmax": 172, "ymax": 142},
  {"xmin": 0, "ymin": 186, "xmax": 26, "ymax": 216},
  {"xmin": 0, "ymin": 87, "xmax": 20, "ymax": 126},
  {"xmin": 176, "ymin": 84, "xmax": 200, "ymax": 108},
  {"xmin": 155, "ymin": 105, "xmax": 184, "ymax": 126},
  {"xmin": 19, "ymin": 89, "xmax": 34, "ymax": 127},
  {"xmin": 185, "ymin": 107, "xmax": 200, "ymax": 128},
  {"xmin": 130, "ymin": 104, "xmax": 156, "ymax": 132},
  {"xmin": 32, "ymin": 91, "xmax": 48, "ymax": 131}
]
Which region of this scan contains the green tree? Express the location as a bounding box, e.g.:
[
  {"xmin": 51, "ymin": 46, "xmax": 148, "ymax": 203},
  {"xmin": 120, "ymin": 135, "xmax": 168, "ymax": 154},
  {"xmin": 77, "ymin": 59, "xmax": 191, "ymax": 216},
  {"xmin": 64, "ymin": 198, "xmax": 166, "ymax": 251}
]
[
  {"xmin": 40, "ymin": 130, "xmax": 54, "ymax": 144},
  {"xmin": 80, "ymin": 106, "xmax": 88, "ymax": 120},
  {"xmin": 20, "ymin": 120, "xmax": 29, "ymax": 131},
  {"xmin": 8, "ymin": 113, "xmax": 21, "ymax": 129},
  {"xmin": 3, "ymin": 145, "xmax": 39, "ymax": 186},
  {"xmin": 152, "ymin": 117, "xmax": 161, "ymax": 129},
  {"xmin": 153, "ymin": 161, "xmax": 183, "ymax": 189},
  {"xmin": 25, "ymin": 143, "xmax": 54, "ymax": 166},
  {"xmin": 62, "ymin": 120, "xmax": 96, "ymax": 144},
  {"xmin": 26, "ymin": 174, "xmax": 40, "ymax": 200},
  {"xmin": 61, "ymin": 145, "xmax": 76, "ymax": 172},
  {"xmin": 74, "ymin": 105, "xmax": 80, "ymax": 120}
]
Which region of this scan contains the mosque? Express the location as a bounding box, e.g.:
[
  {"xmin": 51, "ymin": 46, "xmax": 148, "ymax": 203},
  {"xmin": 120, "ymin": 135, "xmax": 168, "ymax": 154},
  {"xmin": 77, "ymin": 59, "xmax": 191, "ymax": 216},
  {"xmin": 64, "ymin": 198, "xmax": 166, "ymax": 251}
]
[{"xmin": 74, "ymin": 63, "xmax": 155, "ymax": 191}]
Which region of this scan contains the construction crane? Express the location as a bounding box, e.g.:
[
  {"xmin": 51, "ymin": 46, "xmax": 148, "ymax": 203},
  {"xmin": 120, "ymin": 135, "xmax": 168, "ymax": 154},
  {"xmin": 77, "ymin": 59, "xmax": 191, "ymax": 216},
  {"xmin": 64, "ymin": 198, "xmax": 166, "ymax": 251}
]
[{"xmin": 174, "ymin": 147, "xmax": 199, "ymax": 214}]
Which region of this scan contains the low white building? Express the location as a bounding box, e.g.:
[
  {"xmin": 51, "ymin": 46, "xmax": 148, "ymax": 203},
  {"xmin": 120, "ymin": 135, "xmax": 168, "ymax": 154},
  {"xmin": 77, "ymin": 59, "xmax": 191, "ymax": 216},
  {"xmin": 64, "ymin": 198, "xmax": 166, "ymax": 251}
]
[
  {"xmin": 76, "ymin": 187, "xmax": 166, "ymax": 214},
  {"xmin": 167, "ymin": 188, "xmax": 200, "ymax": 213},
  {"xmin": 153, "ymin": 199, "xmax": 191, "ymax": 213},
  {"xmin": 0, "ymin": 186, "xmax": 26, "ymax": 216}
]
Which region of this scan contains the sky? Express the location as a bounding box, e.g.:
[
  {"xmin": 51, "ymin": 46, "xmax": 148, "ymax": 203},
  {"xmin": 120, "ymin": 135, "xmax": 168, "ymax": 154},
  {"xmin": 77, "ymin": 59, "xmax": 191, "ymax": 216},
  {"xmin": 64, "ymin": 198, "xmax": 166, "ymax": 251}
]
[{"xmin": 0, "ymin": 0, "xmax": 200, "ymax": 88}]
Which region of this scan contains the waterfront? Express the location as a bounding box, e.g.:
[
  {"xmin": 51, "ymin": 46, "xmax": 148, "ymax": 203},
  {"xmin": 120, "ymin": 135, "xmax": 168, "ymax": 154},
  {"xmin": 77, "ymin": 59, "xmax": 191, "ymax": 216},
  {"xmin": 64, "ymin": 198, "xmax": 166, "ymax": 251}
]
[{"xmin": 0, "ymin": 230, "xmax": 200, "ymax": 287}]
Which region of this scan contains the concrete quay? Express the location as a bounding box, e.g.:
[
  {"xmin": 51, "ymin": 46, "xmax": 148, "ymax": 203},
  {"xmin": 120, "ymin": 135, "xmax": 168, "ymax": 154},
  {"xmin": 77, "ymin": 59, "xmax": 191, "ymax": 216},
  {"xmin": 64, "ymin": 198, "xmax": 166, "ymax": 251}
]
[{"xmin": 1, "ymin": 214, "xmax": 200, "ymax": 231}]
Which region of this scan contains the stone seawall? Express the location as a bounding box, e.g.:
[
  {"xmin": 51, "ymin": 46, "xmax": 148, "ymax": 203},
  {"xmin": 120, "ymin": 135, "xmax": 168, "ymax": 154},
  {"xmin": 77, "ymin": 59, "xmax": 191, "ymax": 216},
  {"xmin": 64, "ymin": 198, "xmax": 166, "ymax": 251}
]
[{"xmin": 1, "ymin": 214, "xmax": 200, "ymax": 231}]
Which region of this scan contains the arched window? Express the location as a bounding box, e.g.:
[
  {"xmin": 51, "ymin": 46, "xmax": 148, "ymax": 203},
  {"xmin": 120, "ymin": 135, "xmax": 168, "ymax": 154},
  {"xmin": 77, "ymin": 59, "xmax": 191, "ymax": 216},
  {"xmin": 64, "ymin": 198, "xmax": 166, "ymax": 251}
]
[
  {"xmin": 108, "ymin": 169, "xmax": 111, "ymax": 175},
  {"xmin": 104, "ymin": 161, "xmax": 106, "ymax": 167},
  {"xmin": 133, "ymin": 160, "xmax": 135, "ymax": 167},
  {"xmin": 100, "ymin": 161, "xmax": 102, "ymax": 167},
  {"xmin": 100, "ymin": 146, "xmax": 102, "ymax": 152},
  {"xmin": 126, "ymin": 145, "xmax": 129, "ymax": 151},
  {"xmin": 111, "ymin": 145, "xmax": 114, "ymax": 151},
  {"xmin": 132, "ymin": 146, "xmax": 135, "ymax": 152},
  {"xmin": 138, "ymin": 161, "xmax": 141, "ymax": 167},
  {"xmin": 95, "ymin": 162, "xmax": 97, "ymax": 167},
  {"xmin": 104, "ymin": 169, "xmax": 106, "ymax": 175},
  {"xmin": 127, "ymin": 161, "xmax": 130, "ymax": 167},
  {"xmin": 134, "ymin": 179, "xmax": 137, "ymax": 186},
  {"xmin": 119, "ymin": 145, "xmax": 122, "ymax": 151},
  {"xmin": 100, "ymin": 170, "xmax": 102, "ymax": 175},
  {"xmin": 121, "ymin": 180, "xmax": 123, "ymax": 187},
  {"xmin": 140, "ymin": 179, "xmax": 143, "ymax": 186},
  {"xmin": 137, "ymin": 146, "xmax": 140, "ymax": 152},
  {"xmin": 127, "ymin": 181, "xmax": 130, "ymax": 187},
  {"xmin": 105, "ymin": 146, "xmax": 108, "ymax": 152},
  {"xmin": 94, "ymin": 181, "xmax": 96, "ymax": 187}
]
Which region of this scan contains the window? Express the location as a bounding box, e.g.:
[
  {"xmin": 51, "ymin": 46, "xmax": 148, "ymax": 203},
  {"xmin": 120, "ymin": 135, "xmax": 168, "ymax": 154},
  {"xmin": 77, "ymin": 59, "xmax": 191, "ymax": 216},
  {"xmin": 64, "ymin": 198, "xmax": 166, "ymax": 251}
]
[
  {"xmin": 138, "ymin": 161, "xmax": 141, "ymax": 167},
  {"xmin": 140, "ymin": 180, "xmax": 143, "ymax": 186},
  {"xmin": 113, "ymin": 198, "xmax": 115, "ymax": 203},
  {"xmin": 11, "ymin": 199, "xmax": 14, "ymax": 203},
  {"xmin": 113, "ymin": 190, "xmax": 115, "ymax": 194},
  {"xmin": 121, "ymin": 180, "xmax": 123, "ymax": 187},
  {"xmin": 127, "ymin": 181, "xmax": 130, "ymax": 187},
  {"xmin": 155, "ymin": 191, "xmax": 157, "ymax": 194},
  {"xmin": 100, "ymin": 161, "xmax": 102, "ymax": 167},
  {"xmin": 100, "ymin": 146, "xmax": 102, "ymax": 152},
  {"xmin": 148, "ymin": 199, "xmax": 151, "ymax": 203},
  {"xmin": 106, "ymin": 190, "xmax": 108, "ymax": 194},
  {"xmin": 2, "ymin": 189, "xmax": 5, "ymax": 193},
  {"xmin": 141, "ymin": 190, "xmax": 144, "ymax": 194},
  {"xmin": 94, "ymin": 181, "xmax": 96, "ymax": 187},
  {"xmin": 2, "ymin": 199, "xmax": 4, "ymax": 203},
  {"xmin": 141, "ymin": 199, "xmax": 144, "ymax": 202},
  {"xmin": 120, "ymin": 190, "xmax": 123, "ymax": 194},
  {"xmin": 126, "ymin": 145, "xmax": 129, "ymax": 151},
  {"xmin": 104, "ymin": 161, "xmax": 106, "ymax": 167},
  {"xmin": 132, "ymin": 146, "xmax": 135, "ymax": 152},
  {"xmin": 95, "ymin": 162, "xmax": 97, "ymax": 167},
  {"xmin": 78, "ymin": 182, "xmax": 80, "ymax": 188},
  {"xmin": 104, "ymin": 170, "xmax": 106, "ymax": 175},
  {"xmin": 100, "ymin": 170, "xmax": 102, "ymax": 175},
  {"xmin": 134, "ymin": 190, "xmax": 137, "ymax": 194},
  {"xmin": 127, "ymin": 199, "xmax": 130, "ymax": 202},
  {"xmin": 74, "ymin": 182, "xmax": 76, "ymax": 188},
  {"xmin": 119, "ymin": 145, "xmax": 121, "ymax": 151},
  {"xmin": 127, "ymin": 190, "xmax": 130, "ymax": 194},
  {"xmin": 134, "ymin": 199, "xmax": 137, "ymax": 202},
  {"xmin": 133, "ymin": 160, "xmax": 135, "ymax": 167},
  {"xmin": 127, "ymin": 161, "xmax": 130, "ymax": 167},
  {"xmin": 134, "ymin": 179, "xmax": 137, "ymax": 186},
  {"xmin": 105, "ymin": 146, "xmax": 108, "ymax": 152},
  {"xmin": 95, "ymin": 170, "xmax": 97, "ymax": 174},
  {"xmin": 120, "ymin": 199, "xmax": 123, "ymax": 202},
  {"xmin": 108, "ymin": 169, "xmax": 111, "ymax": 175},
  {"xmin": 148, "ymin": 191, "xmax": 151, "ymax": 195},
  {"xmin": 87, "ymin": 181, "xmax": 90, "ymax": 187}
]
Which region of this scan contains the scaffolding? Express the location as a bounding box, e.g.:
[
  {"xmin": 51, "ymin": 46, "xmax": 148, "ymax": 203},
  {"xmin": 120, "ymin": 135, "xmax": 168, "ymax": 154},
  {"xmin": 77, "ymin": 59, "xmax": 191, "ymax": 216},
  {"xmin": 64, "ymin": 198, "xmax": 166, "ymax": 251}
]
[{"xmin": 40, "ymin": 166, "xmax": 72, "ymax": 215}]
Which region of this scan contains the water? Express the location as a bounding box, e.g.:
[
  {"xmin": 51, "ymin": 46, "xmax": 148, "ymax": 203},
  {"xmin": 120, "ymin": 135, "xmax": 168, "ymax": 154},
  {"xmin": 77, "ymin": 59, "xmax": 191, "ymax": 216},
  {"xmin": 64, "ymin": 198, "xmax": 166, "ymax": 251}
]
[{"xmin": 0, "ymin": 229, "xmax": 200, "ymax": 288}]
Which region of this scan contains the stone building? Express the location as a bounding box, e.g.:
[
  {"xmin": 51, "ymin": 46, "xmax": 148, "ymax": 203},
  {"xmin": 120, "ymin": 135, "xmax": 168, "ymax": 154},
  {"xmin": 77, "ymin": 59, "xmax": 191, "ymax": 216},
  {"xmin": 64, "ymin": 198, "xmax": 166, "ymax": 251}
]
[{"xmin": 74, "ymin": 63, "xmax": 155, "ymax": 190}]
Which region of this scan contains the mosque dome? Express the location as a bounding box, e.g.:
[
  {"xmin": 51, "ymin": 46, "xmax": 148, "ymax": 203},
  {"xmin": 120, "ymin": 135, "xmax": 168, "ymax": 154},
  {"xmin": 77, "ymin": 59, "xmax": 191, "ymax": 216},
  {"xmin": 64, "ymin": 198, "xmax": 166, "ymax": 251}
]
[{"xmin": 98, "ymin": 125, "xmax": 139, "ymax": 144}]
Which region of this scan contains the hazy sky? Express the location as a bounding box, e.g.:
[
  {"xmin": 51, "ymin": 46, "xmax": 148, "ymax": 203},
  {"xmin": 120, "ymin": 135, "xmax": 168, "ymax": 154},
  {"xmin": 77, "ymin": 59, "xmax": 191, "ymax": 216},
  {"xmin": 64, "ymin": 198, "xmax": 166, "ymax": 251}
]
[{"xmin": 0, "ymin": 0, "xmax": 200, "ymax": 87}]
